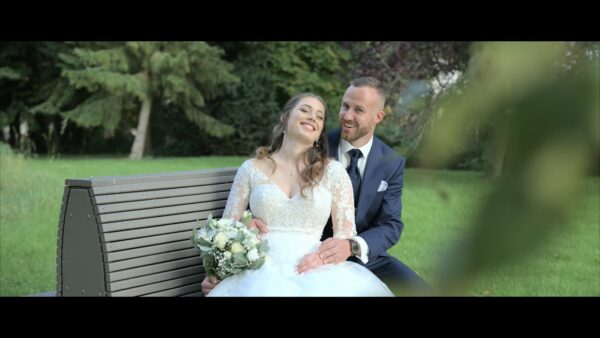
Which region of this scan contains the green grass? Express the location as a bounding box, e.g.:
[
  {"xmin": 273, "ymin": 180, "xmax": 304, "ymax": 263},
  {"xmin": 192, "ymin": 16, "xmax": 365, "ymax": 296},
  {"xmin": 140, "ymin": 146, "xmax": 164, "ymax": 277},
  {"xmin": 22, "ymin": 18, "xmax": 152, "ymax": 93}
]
[
  {"xmin": 391, "ymin": 169, "xmax": 600, "ymax": 296},
  {"xmin": 0, "ymin": 154, "xmax": 247, "ymax": 296},
  {"xmin": 1, "ymin": 155, "xmax": 598, "ymax": 296}
]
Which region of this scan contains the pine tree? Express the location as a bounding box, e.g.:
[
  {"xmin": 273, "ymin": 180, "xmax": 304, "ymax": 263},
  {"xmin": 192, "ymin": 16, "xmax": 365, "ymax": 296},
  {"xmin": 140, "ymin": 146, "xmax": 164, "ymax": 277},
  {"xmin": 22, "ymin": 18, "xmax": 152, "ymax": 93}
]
[
  {"xmin": 1, "ymin": 42, "xmax": 67, "ymax": 154},
  {"xmin": 36, "ymin": 42, "xmax": 239, "ymax": 159}
]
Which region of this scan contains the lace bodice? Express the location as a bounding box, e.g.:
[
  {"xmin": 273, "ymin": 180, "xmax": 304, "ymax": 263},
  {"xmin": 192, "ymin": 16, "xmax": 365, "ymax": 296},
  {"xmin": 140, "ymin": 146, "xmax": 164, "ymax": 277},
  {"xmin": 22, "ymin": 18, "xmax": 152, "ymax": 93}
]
[{"xmin": 223, "ymin": 159, "xmax": 357, "ymax": 242}]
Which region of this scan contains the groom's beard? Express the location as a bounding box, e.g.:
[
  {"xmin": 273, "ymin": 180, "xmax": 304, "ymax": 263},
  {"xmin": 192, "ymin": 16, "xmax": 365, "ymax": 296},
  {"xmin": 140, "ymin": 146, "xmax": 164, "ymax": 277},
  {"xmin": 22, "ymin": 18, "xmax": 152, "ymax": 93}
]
[{"xmin": 341, "ymin": 123, "xmax": 370, "ymax": 143}]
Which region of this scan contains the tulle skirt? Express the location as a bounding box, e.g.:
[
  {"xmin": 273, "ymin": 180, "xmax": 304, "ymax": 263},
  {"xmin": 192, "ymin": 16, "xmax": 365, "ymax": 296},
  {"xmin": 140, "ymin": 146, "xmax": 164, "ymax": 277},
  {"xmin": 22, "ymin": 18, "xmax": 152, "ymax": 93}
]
[{"xmin": 207, "ymin": 232, "xmax": 394, "ymax": 297}]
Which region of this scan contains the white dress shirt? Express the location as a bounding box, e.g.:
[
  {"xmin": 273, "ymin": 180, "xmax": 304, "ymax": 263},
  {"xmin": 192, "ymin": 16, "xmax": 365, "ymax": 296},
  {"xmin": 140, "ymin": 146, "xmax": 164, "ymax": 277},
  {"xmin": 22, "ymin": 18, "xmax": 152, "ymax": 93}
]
[{"xmin": 337, "ymin": 137, "xmax": 374, "ymax": 264}]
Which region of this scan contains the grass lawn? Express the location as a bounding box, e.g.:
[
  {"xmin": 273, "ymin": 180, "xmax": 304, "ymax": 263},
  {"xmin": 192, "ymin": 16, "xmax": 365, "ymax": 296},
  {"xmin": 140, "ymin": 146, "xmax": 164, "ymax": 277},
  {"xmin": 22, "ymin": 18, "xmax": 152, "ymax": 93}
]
[
  {"xmin": 1, "ymin": 154, "xmax": 598, "ymax": 296},
  {"xmin": 391, "ymin": 169, "xmax": 599, "ymax": 296}
]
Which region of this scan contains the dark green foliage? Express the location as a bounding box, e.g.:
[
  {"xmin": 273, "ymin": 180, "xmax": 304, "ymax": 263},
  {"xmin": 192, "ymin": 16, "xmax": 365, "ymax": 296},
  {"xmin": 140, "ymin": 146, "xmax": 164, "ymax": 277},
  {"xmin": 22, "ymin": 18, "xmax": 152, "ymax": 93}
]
[
  {"xmin": 31, "ymin": 42, "xmax": 239, "ymax": 158},
  {"xmin": 206, "ymin": 42, "xmax": 352, "ymax": 155},
  {"xmin": 0, "ymin": 42, "xmax": 71, "ymax": 155}
]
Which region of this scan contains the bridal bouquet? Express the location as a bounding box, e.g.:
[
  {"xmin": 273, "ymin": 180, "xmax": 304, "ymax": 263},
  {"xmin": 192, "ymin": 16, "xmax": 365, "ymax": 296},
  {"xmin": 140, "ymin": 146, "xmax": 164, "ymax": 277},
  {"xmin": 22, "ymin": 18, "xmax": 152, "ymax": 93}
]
[{"xmin": 191, "ymin": 211, "xmax": 268, "ymax": 280}]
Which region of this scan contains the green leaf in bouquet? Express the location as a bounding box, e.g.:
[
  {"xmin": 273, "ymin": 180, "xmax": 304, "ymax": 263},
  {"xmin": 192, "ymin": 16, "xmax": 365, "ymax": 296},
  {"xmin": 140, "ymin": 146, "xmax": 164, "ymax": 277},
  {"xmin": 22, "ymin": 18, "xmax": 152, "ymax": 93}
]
[
  {"xmin": 235, "ymin": 231, "xmax": 245, "ymax": 242},
  {"xmin": 258, "ymin": 239, "xmax": 269, "ymax": 254},
  {"xmin": 232, "ymin": 253, "xmax": 249, "ymax": 267},
  {"xmin": 217, "ymin": 271, "xmax": 231, "ymax": 280},
  {"xmin": 191, "ymin": 220, "xmax": 204, "ymax": 245},
  {"xmin": 241, "ymin": 210, "xmax": 252, "ymax": 226},
  {"xmin": 205, "ymin": 220, "xmax": 216, "ymax": 233},
  {"xmin": 193, "ymin": 216, "xmax": 203, "ymax": 231},
  {"xmin": 202, "ymin": 256, "xmax": 216, "ymax": 277},
  {"xmin": 250, "ymin": 257, "xmax": 265, "ymax": 270},
  {"xmin": 193, "ymin": 236, "xmax": 212, "ymax": 252}
]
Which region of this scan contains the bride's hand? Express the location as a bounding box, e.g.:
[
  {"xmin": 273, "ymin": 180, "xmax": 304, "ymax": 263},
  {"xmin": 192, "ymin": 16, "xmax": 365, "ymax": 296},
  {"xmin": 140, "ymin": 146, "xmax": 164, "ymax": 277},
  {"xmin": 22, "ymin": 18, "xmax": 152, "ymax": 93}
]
[
  {"xmin": 201, "ymin": 275, "xmax": 221, "ymax": 295},
  {"xmin": 296, "ymin": 253, "xmax": 324, "ymax": 274},
  {"xmin": 247, "ymin": 218, "xmax": 268, "ymax": 238}
]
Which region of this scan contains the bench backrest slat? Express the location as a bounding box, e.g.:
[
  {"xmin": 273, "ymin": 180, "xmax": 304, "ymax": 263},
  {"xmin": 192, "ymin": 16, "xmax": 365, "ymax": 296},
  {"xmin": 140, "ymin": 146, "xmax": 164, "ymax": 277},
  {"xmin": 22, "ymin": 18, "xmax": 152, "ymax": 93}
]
[
  {"xmin": 96, "ymin": 191, "xmax": 231, "ymax": 213},
  {"xmin": 106, "ymin": 256, "xmax": 203, "ymax": 282},
  {"xmin": 100, "ymin": 210, "xmax": 222, "ymax": 233},
  {"xmin": 93, "ymin": 183, "xmax": 233, "ymax": 205},
  {"xmin": 104, "ymin": 240, "xmax": 191, "ymax": 262},
  {"xmin": 105, "ymin": 248, "xmax": 199, "ymax": 272},
  {"xmin": 108, "ymin": 266, "xmax": 201, "ymax": 293},
  {"xmin": 104, "ymin": 230, "xmax": 201, "ymax": 252},
  {"xmin": 97, "ymin": 200, "xmax": 227, "ymax": 223},
  {"xmin": 143, "ymin": 283, "xmax": 205, "ymax": 297},
  {"xmin": 91, "ymin": 175, "xmax": 236, "ymax": 195},
  {"xmin": 101, "ymin": 221, "xmax": 199, "ymax": 242},
  {"xmin": 109, "ymin": 274, "xmax": 204, "ymax": 297}
]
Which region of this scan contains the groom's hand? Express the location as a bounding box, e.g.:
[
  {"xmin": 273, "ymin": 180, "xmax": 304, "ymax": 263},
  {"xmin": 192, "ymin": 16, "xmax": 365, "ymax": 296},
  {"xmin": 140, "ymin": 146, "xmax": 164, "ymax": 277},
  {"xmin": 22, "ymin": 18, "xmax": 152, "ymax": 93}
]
[
  {"xmin": 317, "ymin": 238, "xmax": 352, "ymax": 265},
  {"xmin": 201, "ymin": 275, "xmax": 220, "ymax": 296},
  {"xmin": 247, "ymin": 218, "xmax": 268, "ymax": 238}
]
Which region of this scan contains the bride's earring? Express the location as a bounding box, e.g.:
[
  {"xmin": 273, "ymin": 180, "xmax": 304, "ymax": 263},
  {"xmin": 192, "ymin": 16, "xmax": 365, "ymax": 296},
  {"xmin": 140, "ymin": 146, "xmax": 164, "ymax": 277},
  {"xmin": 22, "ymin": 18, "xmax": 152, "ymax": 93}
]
[{"xmin": 313, "ymin": 140, "xmax": 319, "ymax": 148}]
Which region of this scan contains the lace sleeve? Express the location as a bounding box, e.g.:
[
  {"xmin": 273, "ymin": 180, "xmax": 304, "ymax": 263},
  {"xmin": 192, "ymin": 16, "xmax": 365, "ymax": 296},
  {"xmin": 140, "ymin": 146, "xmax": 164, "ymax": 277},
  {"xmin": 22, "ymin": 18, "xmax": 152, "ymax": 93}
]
[
  {"xmin": 222, "ymin": 160, "xmax": 252, "ymax": 221},
  {"xmin": 329, "ymin": 161, "xmax": 358, "ymax": 239}
]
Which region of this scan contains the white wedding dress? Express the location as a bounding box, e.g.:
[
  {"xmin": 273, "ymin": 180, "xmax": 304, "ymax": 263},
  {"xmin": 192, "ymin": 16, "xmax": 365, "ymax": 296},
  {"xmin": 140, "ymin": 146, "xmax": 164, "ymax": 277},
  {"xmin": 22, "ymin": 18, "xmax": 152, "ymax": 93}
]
[{"xmin": 207, "ymin": 159, "xmax": 394, "ymax": 297}]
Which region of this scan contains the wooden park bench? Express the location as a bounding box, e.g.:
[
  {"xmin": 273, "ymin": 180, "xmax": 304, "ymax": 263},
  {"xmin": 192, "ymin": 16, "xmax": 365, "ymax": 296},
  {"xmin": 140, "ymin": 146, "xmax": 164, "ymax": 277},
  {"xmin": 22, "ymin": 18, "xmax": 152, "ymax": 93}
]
[{"xmin": 54, "ymin": 167, "xmax": 238, "ymax": 297}]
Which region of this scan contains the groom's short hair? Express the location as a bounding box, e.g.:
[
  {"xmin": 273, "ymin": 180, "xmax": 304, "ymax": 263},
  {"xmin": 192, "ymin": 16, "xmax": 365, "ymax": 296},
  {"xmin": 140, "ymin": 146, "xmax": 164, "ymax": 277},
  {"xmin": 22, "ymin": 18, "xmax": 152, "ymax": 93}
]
[{"xmin": 350, "ymin": 76, "xmax": 386, "ymax": 108}]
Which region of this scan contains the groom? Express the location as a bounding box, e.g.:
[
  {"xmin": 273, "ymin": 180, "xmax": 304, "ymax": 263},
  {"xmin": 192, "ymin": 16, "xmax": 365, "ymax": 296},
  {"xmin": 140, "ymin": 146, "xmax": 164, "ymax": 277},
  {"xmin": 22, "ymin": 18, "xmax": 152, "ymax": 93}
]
[
  {"xmin": 201, "ymin": 77, "xmax": 429, "ymax": 295},
  {"xmin": 296, "ymin": 76, "xmax": 429, "ymax": 294}
]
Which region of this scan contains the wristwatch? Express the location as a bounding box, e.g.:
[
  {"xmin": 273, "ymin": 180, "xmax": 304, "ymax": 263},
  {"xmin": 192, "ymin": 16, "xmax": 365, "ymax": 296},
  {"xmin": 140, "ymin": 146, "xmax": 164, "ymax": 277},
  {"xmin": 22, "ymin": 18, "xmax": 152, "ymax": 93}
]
[{"xmin": 348, "ymin": 238, "xmax": 361, "ymax": 257}]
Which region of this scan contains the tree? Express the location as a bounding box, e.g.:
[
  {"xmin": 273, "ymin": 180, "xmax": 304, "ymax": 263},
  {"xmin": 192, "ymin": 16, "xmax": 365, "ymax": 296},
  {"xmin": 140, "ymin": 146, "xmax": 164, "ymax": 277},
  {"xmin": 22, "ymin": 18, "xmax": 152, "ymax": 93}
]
[
  {"xmin": 342, "ymin": 41, "xmax": 470, "ymax": 104},
  {"xmin": 0, "ymin": 42, "xmax": 68, "ymax": 155},
  {"xmin": 206, "ymin": 41, "xmax": 351, "ymax": 155},
  {"xmin": 340, "ymin": 42, "xmax": 472, "ymax": 163},
  {"xmin": 35, "ymin": 42, "xmax": 239, "ymax": 159}
]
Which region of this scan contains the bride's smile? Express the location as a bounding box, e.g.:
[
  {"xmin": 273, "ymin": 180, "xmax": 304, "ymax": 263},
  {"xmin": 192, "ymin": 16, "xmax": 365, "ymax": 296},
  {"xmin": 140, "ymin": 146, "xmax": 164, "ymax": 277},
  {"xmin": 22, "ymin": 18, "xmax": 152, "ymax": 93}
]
[{"xmin": 285, "ymin": 97, "xmax": 324, "ymax": 144}]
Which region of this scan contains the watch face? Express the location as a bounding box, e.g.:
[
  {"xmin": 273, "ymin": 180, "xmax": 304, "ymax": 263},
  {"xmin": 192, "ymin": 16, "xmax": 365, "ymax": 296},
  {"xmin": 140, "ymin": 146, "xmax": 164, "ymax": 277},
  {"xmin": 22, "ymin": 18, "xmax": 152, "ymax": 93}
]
[{"xmin": 351, "ymin": 240, "xmax": 359, "ymax": 255}]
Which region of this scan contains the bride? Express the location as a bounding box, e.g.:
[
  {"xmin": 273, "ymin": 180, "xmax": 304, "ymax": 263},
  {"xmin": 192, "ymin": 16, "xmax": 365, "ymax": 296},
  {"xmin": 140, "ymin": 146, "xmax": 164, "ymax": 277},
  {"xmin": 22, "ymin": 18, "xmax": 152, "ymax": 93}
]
[{"xmin": 207, "ymin": 93, "xmax": 393, "ymax": 297}]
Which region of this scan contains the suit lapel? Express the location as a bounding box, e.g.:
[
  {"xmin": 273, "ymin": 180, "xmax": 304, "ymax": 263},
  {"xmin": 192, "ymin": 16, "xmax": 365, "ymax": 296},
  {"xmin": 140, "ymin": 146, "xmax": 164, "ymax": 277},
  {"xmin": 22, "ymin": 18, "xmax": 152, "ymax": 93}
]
[{"xmin": 356, "ymin": 137, "xmax": 383, "ymax": 222}]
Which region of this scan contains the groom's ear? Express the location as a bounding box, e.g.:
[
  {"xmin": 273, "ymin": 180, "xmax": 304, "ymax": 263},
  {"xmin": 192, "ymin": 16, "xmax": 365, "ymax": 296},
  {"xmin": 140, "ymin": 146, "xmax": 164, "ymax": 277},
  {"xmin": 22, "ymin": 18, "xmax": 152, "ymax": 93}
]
[{"xmin": 375, "ymin": 109, "xmax": 385, "ymax": 124}]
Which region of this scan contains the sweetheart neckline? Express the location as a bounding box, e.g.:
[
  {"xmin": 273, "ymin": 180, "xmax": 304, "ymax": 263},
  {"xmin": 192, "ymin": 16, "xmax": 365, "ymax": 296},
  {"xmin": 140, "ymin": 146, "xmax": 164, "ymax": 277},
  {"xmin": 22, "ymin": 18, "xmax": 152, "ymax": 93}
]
[{"xmin": 247, "ymin": 160, "xmax": 301, "ymax": 200}]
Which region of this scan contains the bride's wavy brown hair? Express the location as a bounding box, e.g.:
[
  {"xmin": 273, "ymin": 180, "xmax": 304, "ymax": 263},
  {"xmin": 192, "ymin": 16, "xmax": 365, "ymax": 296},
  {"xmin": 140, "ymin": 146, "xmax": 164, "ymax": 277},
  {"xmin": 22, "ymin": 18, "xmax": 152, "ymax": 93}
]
[{"xmin": 255, "ymin": 93, "xmax": 329, "ymax": 197}]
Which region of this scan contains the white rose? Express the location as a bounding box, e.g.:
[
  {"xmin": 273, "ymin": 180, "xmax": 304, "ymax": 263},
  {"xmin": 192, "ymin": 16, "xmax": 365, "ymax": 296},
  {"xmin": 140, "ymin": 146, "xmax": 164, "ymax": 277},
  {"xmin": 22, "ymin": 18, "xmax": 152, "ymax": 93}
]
[
  {"xmin": 227, "ymin": 229, "xmax": 238, "ymax": 239},
  {"xmin": 230, "ymin": 242, "xmax": 245, "ymax": 254},
  {"xmin": 214, "ymin": 232, "xmax": 228, "ymax": 250},
  {"xmin": 246, "ymin": 248, "xmax": 259, "ymax": 262},
  {"xmin": 244, "ymin": 237, "xmax": 259, "ymax": 248},
  {"xmin": 217, "ymin": 218, "xmax": 230, "ymax": 228}
]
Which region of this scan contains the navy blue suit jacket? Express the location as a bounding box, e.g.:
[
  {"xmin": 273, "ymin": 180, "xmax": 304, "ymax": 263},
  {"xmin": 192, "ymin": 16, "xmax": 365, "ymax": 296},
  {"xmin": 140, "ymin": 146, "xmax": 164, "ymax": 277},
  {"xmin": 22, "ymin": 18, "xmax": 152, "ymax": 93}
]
[{"xmin": 322, "ymin": 130, "xmax": 405, "ymax": 264}]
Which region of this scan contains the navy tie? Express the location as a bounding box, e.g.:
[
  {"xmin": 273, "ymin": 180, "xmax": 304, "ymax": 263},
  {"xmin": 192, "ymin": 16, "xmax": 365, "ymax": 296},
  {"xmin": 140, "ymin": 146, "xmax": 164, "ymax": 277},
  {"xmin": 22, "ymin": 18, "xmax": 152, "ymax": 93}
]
[{"xmin": 346, "ymin": 149, "xmax": 363, "ymax": 206}]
